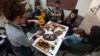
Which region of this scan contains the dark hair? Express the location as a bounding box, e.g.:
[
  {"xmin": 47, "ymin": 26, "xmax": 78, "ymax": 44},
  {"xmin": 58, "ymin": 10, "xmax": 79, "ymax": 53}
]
[
  {"xmin": 90, "ymin": 26, "xmax": 100, "ymax": 42},
  {"xmin": 70, "ymin": 9, "xmax": 78, "ymax": 19},
  {"xmin": 55, "ymin": 0, "xmax": 61, "ymax": 4},
  {"xmin": 35, "ymin": 4, "xmax": 41, "ymax": 10},
  {"xmin": 74, "ymin": 28, "xmax": 85, "ymax": 37},
  {"xmin": 35, "ymin": 4, "xmax": 40, "ymax": 7},
  {"xmin": 71, "ymin": 9, "xmax": 78, "ymax": 15},
  {"xmin": 1, "ymin": 0, "xmax": 25, "ymax": 21},
  {"xmin": 90, "ymin": 25, "xmax": 100, "ymax": 49},
  {"xmin": 66, "ymin": 9, "xmax": 78, "ymax": 24},
  {"xmin": 34, "ymin": 4, "xmax": 41, "ymax": 16}
]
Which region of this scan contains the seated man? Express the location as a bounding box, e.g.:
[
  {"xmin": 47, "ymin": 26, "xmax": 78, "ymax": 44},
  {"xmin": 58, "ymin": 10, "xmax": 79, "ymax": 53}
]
[
  {"xmin": 30, "ymin": 4, "xmax": 46, "ymax": 25},
  {"xmin": 50, "ymin": 1, "xmax": 63, "ymax": 23}
]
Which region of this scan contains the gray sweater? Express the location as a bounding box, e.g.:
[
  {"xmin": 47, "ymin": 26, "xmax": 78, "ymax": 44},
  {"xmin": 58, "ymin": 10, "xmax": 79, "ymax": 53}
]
[{"xmin": 5, "ymin": 23, "xmax": 33, "ymax": 47}]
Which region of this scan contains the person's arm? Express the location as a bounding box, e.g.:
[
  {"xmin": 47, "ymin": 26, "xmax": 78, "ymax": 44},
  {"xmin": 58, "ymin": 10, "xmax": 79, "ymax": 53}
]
[
  {"xmin": 51, "ymin": 12, "xmax": 56, "ymax": 16},
  {"xmin": 51, "ymin": 12, "xmax": 61, "ymax": 16},
  {"xmin": 17, "ymin": 30, "xmax": 43, "ymax": 47},
  {"xmin": 27, "ymin": 20, "xmax": 40, "ymax": 24},
  {"xmin": 52, "ymin": 8, "xmax": 62, "ymax": 17},
  {"xmin": 65, "ymin": 35, "xmax": 71, "ymax": 40},
  {"xmin": 62, "ymin": 35, "xmax": 71, "ymax": 41},
  {"xmin": 54, "ymin": 13, "xmax": 62, "ymax": 17},
  {"xmin": 34, "ymin": 30, "xmax": 43, "ymax": 35}
]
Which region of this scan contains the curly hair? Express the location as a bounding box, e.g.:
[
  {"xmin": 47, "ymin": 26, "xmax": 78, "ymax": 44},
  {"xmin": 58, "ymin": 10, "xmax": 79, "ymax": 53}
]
[{"xmin": 0, "ymin": 0, "xmax": 25, "ymax": 21}]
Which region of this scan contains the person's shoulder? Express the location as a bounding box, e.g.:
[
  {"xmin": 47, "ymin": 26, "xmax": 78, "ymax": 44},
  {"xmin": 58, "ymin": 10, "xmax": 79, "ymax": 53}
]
[
  {"xmin": 5, "ymin": 24, "xmax": 18, "ymax": 31},
  {"xmin": 5, "ymin": 24, "xmax": 23, "ymax": 38}
]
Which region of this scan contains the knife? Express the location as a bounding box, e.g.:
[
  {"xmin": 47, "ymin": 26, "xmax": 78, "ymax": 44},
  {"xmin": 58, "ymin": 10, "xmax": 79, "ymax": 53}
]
[{"xmin": 49, "ymin": 52, "xmax": 53, "ymax": 55}]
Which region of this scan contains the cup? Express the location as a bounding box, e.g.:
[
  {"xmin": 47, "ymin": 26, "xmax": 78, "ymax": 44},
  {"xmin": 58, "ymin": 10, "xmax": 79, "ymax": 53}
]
[{"xmin": 51, "ymin": 45, "xmax": 55, "ymax": 50}]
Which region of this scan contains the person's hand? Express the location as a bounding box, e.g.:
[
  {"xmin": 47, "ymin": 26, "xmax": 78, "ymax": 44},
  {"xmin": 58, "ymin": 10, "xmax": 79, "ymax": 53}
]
[
  {"xmin": 31, "ymin": 20, "xmax": 40, "ymax": 24},
  {"xmin": 57, "ymin": 20, "xmax": 62, "ymax": 23},
  {"xmin": 51, "ymin": 12, "xmax": 56, "ymax": 16},
  {"xmin": 34, "ymin": 20, "xmax": 40, "ymax": 24},
  {"xmin": 34, "ymin": 30, "xmax": 43, "ymax": 35}
]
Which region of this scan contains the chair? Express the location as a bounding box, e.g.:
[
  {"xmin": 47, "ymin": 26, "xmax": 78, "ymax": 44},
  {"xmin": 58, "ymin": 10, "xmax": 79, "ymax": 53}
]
[{"xmin": 61, "ymin": 40, "xmax": 93, "ymax": 56}]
